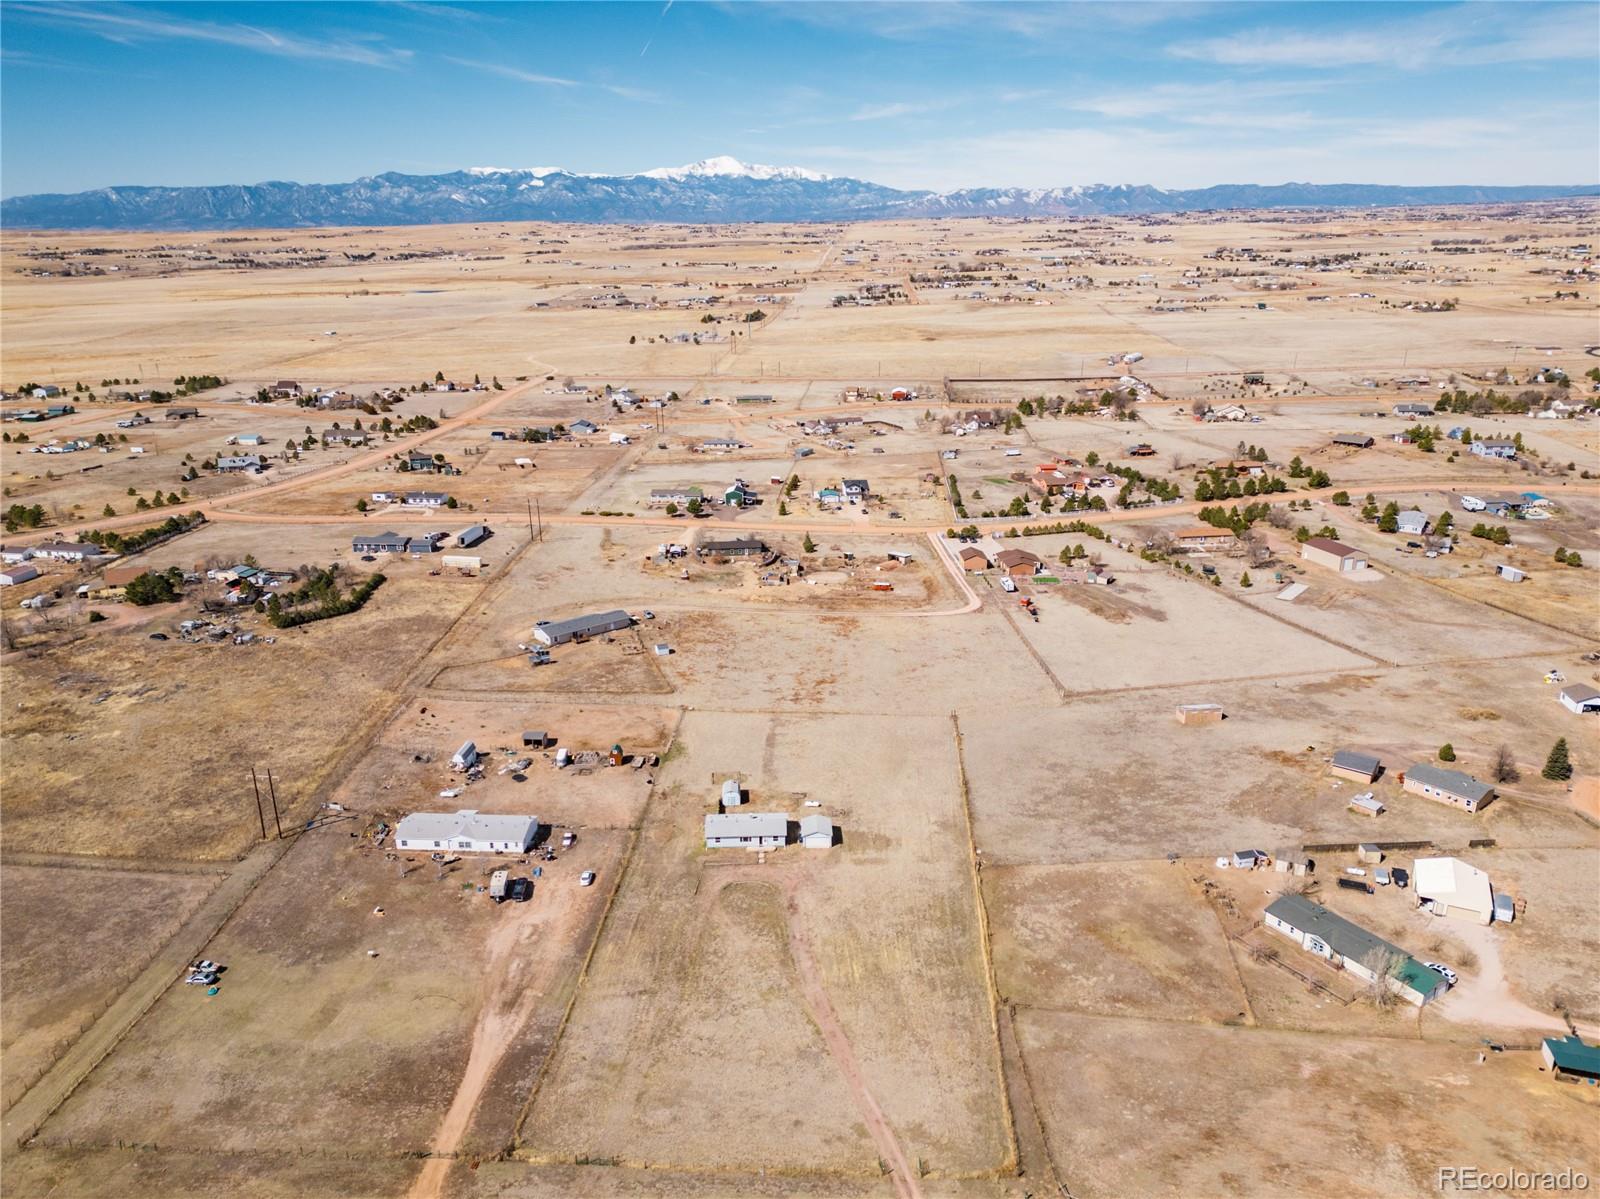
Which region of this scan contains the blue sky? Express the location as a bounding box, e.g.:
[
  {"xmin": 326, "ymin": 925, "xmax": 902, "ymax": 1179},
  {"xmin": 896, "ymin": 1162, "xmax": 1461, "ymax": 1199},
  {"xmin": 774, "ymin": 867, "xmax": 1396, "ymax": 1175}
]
[{"xmin": 2, "ymin": 1, "xmax": 1597, "ymax": 196}]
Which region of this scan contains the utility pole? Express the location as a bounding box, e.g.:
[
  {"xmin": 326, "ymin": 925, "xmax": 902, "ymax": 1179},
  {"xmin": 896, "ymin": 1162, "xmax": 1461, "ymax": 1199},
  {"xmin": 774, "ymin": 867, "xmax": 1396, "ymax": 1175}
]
[
  {"xmin": 250, "ymin": 766, "xmax": 267, "ymax": 840},
  {"xmin": 526, "ymin": 498, "xmax": 535, "ymax": 542},
  {"xmin": 535, "ymin": 497, "xmax": 543, "ymax": 541},
  {"xmin": 266, "ymin": 769, "xmax": 283, "ymax": 839}
]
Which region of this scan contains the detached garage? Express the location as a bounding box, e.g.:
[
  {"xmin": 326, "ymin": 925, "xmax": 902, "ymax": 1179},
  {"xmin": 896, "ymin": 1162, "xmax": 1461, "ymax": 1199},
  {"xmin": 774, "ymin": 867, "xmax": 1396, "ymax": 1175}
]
[{"xmin": 1414, "ymin": 856, "xmax": 1495, "ymax": 925}]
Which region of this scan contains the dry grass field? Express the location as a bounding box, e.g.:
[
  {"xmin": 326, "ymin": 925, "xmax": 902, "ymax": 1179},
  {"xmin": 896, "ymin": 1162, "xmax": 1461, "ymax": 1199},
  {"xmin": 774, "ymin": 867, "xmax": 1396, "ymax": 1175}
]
[{"xmin": 3, "ymin": 204, "xmax": 1597, "ymax": 1199}]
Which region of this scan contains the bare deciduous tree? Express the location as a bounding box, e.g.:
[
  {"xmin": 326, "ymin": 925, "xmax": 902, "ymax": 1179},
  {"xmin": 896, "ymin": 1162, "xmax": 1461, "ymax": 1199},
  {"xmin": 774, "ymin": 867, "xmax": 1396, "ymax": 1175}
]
[
  {"xmin": 1491, "ymin": 745, "xmax": 1520, "ymax": 784},
  {"xmin": 1360, "ymin": 947, "xmax": 1406, "ymax": 1011}
]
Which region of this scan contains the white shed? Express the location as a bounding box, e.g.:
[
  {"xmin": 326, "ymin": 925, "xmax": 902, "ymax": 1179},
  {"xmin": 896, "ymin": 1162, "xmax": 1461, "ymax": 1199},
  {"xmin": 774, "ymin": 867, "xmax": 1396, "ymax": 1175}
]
[
  {"xmin": 0, "ymin": 564, "xmax": 41, "ymax": 586},
  {"xmin": 450, "ymin": 740, "xmax": 479, "ymax": 771},
  {"xmin": 720, "ymin": 778, "xmax": 744, "ymax": 808}
]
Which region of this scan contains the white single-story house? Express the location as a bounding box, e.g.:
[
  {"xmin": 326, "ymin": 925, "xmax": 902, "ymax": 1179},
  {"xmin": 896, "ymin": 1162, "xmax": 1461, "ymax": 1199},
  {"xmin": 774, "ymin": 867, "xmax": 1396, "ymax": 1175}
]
[
  {"xmin": 1395, "ymin": 510, "xmax": 1429, "ymax": 536},
  {"xmin": 1470, "ymin": 438, "xmax": 1518, "ymax": 460},
  {"xmin": 1558, "ymin": 684, "xmax": 1600, "ymax": 714},
  {"xmin": 704, "ymin": 811, "xmax": 787, "ymax": 849},
  {"xmin": 1414, "ymin": 856, "xmax": 1495, "ymax": 925},
  {"xmin": 404, "ymin": 491, "xmax": 451, "ymax": 508},
  {"xmin": 394, "ymin": 809, "xmax": 537, "ymax": 854},
  {"xmin": 799, "ymin": 814, "xmax": 834, "ymax": 848},
  {"xmin": 1264, "ymin": 894, "xmax": 1445, "ymax": 1006}
]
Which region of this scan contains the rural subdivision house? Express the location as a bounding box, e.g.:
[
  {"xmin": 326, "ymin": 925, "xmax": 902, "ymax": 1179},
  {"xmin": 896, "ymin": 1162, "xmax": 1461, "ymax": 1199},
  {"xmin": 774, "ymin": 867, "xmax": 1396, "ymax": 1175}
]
[
  {"xmin": 532, "ymin": 609, "xmax": 633, "ymax": 646},
  {"xmin": 1558, "ymin": 684, "xmax": 1600, "ymax": 714},
  {"xmin": 1470, "ymin": 438, "xmax": 1518, "ymax": 460},
  {"xmin": 1173, "ymin": 527, "xmax": 1236, "ymax": 553},
  {"xmin": 323, "ymin": 428, "xmax": 369, "ymax": 446},
  {"xmin": 32, "ymin": 541, "xmax": 103, "ymax": 562},
  {"xmin": 994, "ymin": 548, "xmax": 1044, "ymax": 578},
  {"xmin": 958, "ymin": 546, "xmax": 990, "ymax": 571},
  {"xmin": 696, "ymin": 536, "xmax": 768, "ymax": 557},
  {"xmin": 394, "ymin": 809, "xmax": 537, "ymax": 854},
  {"xmin": 1263, "ymin": 894, "xmax": 1446, "ymax": 1006},
  {"xmin": 352, "ymin": 532, "xmax": 410, "ymax": 554},
  {"xmin": 1401, "ymin": 762, "xmax": 1495, "ymax": 813},
  {"xmin": 1392, "ymin": 402, "xmax": 1434, "ymax": 418},
  {"xmin": 1329, "ymin": 749, "xmax": 1382, "ymax": 783},
  {"xmin": 650, "ymin": 485, "xmax": 704, "ymax": 507},
  {"xmin": 1413, "ymin": 856, "xmax": 1495, "ymax": 925},
  {"xmin": 1395, "ymin": 511, "xmax": 1429, "ymax": 537},
  {"xmin": 1300, "ymin": 536, "xmax": 1369, "ymax": 573},
  {"xmin": 216, "ymin": 454, "xmax": 266, "ymax": 473},
  {"xmin": 403, "ymin": 491, "xmax": 450, "ymax": 508},
  {"xmin": 841, "ymin": 478, "xmax": 870, "ymax": 501},
  {"xmin": 704, "ymin": 812, "xmax": 787, "ymax": 849}
]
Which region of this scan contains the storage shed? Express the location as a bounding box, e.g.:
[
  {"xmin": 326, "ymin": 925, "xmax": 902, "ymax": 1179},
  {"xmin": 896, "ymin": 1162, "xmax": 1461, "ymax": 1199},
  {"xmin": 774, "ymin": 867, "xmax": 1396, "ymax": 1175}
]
[
  {"xmin": 1541, "ymin": 1035, "xmax": 1600, "ymax": 1083},
  {"xmin": 1330, "ymin": 750, "xmax": 1382, "ymax": 783},
  {"xmin": 1301, "ymin": 537, "xmax": 1369, "ymax": 573},
  {"xmin": 1175, "ymin": 703, "xmax": 1224, "ymax": 726},
  {"xmin": 720, "ymin": 779, "xmax": 744, "ymax": 808},
  {"xmin": 1558, "ymin": 684, "xmax": 1600, "ymax": 714}
]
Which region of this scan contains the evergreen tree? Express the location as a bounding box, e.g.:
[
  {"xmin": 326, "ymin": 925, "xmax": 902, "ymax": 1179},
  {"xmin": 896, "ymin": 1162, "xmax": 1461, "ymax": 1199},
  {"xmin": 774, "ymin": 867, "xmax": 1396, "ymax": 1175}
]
[
  {"xmin": 1438, "ymin": 743, "xmax": 1455, "ymax": 762},
  {"xmin": 1542, "ymin": 738, "xmax": 1572, "ymax": 781}
]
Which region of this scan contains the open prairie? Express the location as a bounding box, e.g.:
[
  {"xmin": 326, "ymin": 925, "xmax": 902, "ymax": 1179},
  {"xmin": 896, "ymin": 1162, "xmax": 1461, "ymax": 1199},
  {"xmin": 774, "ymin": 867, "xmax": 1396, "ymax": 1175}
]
[{"xmin": 3, "ymin": 203, "xmax": 1598, "ymax": 1199}]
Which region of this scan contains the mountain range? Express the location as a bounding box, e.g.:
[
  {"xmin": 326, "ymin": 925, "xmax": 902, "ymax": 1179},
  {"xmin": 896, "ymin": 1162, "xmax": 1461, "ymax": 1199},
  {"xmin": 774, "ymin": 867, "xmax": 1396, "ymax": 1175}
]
[{"xmin": 4, "ymin": 156, "xmax": 1596, "ymax": 231}]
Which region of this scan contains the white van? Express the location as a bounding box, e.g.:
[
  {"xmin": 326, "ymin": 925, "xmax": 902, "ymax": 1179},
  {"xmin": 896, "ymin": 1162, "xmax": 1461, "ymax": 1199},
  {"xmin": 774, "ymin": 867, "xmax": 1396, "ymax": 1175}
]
[{"xmin": 1460, "ymin": 495, "xmax": 1486, "ymax": 512}]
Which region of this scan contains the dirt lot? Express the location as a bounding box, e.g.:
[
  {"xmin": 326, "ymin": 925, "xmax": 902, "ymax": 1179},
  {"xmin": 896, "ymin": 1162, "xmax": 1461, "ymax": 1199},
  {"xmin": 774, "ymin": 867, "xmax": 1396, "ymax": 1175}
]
[
  {"xmin": 36, "ymin": 811, "xmax": 619, "ymax": 1157},
  {"xmin": 521, "ymin": 711, "xmax": 1011, "ymax": 1179},
  {"xmin": 0, "ymin": 864, "xmax": 221, "ymax": 1110},
  {"xmin": 1018, "ymin": 1009, "xmax": 1600, "ymax": 1199},
  {"xmin": 1, "ymin": 568, "xmax": 475, "ymax": 860}
]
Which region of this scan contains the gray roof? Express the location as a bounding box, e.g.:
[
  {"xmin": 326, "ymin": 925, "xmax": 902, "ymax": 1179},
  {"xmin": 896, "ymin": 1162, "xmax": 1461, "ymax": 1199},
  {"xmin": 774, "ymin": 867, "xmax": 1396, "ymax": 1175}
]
[
  {"xmin": 353, "ymin": 531, "xmax": 409, "ymax": 550},
  {"xmin": 705, "ymin": 812, "xmax": 787, "ymax": 839},
  {"xmin": 1405, "ymin": 762, "xmax": 1494, "ymax": 802},
  {"xmin": 1332, "ymin": 433, "xmax": 1373, "ymax": 446},
  {"xmin": 1561, "ymin": 683, "xmax": 1600, "ymax": 704},
  {"xmin": 1332, "ymin": 749, "xmax": 1382, "ymax": 776},
  {"xmin": 698, "ymin": 537, "xmax": 767, "ymax": 553},
  {"xmin": 537, "ymin": 609, "xmax": 631, "ymax": 640},
  {"xmin": 395, "ymin": 809, "xmax": 537, "ymax": 844},
  {"xmin": 1266, "ymin": 894, "xmax": 1441, "ymax": 998},
  {"xmin": 799, "ymin": 814, "xmax": 834, "ymax": 839}
]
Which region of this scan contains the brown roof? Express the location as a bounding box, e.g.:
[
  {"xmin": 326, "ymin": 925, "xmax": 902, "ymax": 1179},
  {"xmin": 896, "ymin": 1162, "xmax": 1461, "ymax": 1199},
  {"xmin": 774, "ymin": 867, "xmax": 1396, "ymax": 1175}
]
[
  {"xmin": 1304, "ymin": 536, "xmax": 1361, "ymax": 557},
  {"xmin": 957, "ymin": 546, "xmax": 988, "ymax": 561},
  {"xmin": 994, "ymin": 548, "xmax": 1042, "ymax": 568},
  {"xmin": 1174, "ymin": 526, "xmax": 1232, "ymax": 540}
]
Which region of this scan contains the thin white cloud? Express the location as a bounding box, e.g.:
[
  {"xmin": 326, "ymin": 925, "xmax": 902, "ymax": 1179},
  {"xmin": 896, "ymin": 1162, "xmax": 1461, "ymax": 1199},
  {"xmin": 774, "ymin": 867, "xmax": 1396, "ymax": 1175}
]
[
  {"xmin": 442, "ymin": 56, "xmax": 660, "ymax": 103},
  {"xmin": 6, "ymin": 2, "xmax": 414, "ymax": 68},
  {"xmin": 442, "ymin": 56, "xmax": 578, "ymax": 87},
  {"xmin": 848, "ymin": 101, "xmax": 934, "ymax": 122},
  {"xmin": 1170, "ymin": 3, "xmax": 1599, "ymax": 68}
]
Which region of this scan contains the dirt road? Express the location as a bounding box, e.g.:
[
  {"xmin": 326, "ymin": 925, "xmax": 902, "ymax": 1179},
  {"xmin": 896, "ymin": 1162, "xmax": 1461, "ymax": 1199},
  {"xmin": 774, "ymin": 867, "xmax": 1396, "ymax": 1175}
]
[
  {"xmin": 407, "ymin": 887, "xmax": 592, "ymax": 1199},
  {"xmin": 782, "ymin": 890, "xmax": 924, "ymax": 1199}
]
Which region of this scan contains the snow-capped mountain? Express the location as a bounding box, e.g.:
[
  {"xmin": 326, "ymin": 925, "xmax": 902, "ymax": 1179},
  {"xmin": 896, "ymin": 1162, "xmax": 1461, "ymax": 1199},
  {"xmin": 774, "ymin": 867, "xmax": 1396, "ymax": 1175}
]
[{"xmin": 2, "ymin": 160, "xmax": 1594, "ymax": 230}]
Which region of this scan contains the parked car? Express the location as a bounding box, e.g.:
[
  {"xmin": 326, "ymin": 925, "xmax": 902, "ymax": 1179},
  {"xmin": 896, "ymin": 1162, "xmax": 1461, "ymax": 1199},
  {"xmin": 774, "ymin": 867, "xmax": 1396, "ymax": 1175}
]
[
  {"xmin": 185, "ymin": 971, "xmax": 218, "ymax": 986},
  {"xmin": 1422, "ymin": 961, "xmax": 1458, "ymax": 985},
  {"xmin": 561, "ymin": 831, "xmax": 576, "ymax": 848},
  {"xmin": 579, "ymin": 871, "xmax": 596, "ymax": 886},
  {"xmin": 507, "ymin": 878, "xmax": 533, "ymax": 903},
  {"xmin": 149, "ymin": 632, "xmax": 169, "ymax": 641},
  {"xmin": 1391, "ymin": 867, "xmax": 1408, "ymax": 889}
]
